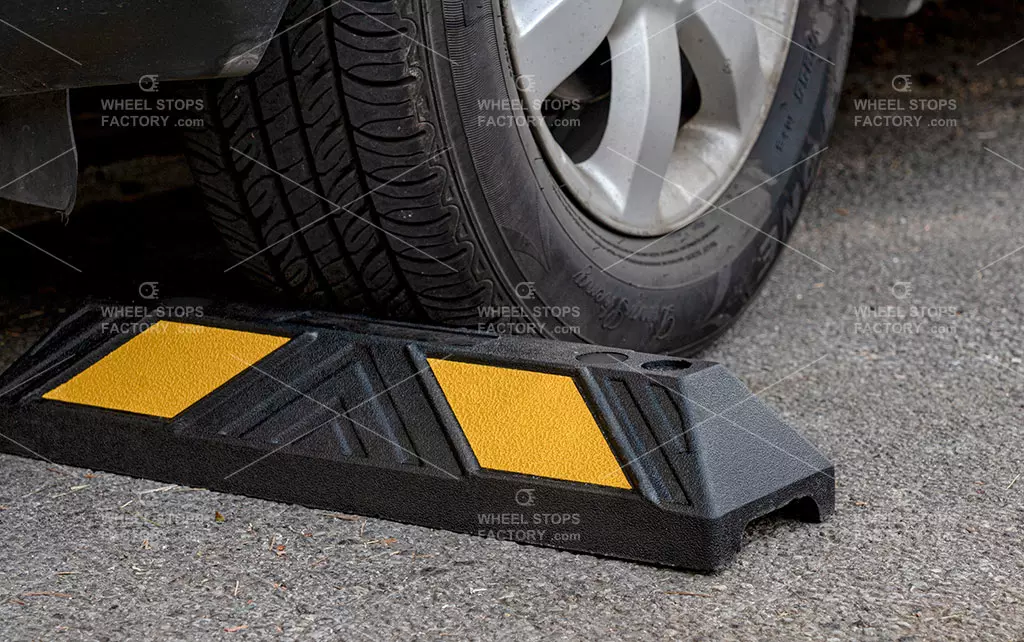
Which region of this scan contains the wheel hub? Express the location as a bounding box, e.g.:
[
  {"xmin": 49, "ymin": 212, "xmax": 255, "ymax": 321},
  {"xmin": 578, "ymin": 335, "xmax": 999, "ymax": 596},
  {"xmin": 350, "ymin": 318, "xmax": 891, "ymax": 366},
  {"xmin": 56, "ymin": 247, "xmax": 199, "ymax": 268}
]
[{"xmin": 504, "ymin": 0, "xmax": 800, "ymax": 237}]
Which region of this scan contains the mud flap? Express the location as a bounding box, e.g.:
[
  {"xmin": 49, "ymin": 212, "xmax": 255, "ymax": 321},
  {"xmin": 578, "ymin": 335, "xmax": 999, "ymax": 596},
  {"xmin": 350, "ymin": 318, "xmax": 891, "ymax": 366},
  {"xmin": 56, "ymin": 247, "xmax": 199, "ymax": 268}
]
[{"xmin": 0, "ymin": 90, "xmax": 77, "ymax": 213}]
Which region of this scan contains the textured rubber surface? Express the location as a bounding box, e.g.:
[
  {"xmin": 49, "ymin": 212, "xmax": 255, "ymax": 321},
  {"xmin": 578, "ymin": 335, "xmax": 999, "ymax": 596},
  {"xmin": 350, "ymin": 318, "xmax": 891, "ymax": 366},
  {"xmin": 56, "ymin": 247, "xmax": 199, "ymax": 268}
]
[
  {"xmin": 41, "ymin": 321, "xmax": 289, "ymax": 418},
  {"xmin": 184, "ymin": 0, "xmax": 854, "ymax": 355},
  {"xmin": 428, "ymin": 358, "xmax": 633, "ymax": 489},
  {"xmin": 0, "ymin": 302, "xmax": 833, "ymax": 570}
]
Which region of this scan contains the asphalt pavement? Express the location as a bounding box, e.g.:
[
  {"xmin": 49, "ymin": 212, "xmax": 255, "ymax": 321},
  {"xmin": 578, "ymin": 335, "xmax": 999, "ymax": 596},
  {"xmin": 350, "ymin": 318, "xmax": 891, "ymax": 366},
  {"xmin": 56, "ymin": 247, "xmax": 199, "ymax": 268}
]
[{"xmin": 1, "ymin": 3, "xmax": 1023, "ymax": 640}]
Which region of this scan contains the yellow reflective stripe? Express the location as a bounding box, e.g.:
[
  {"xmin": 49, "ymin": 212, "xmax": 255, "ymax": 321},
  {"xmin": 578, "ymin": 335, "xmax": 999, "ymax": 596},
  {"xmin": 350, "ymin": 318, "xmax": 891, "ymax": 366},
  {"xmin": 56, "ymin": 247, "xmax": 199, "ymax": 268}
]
[
  {"xmin": 43, "ymin": 321, "xmax": 289, "ymax": 418},
  {"xmin": 428, "ymin": 359, "xmax": 631, "ymax": 489}
]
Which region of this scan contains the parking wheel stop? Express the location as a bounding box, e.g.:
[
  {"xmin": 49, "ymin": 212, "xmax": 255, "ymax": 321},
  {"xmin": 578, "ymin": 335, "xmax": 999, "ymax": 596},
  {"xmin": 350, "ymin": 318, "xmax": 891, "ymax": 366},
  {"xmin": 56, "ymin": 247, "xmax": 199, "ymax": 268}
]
[{"xmin": 0, "ymin": 303, "xmax": 834, "ymax": 570}]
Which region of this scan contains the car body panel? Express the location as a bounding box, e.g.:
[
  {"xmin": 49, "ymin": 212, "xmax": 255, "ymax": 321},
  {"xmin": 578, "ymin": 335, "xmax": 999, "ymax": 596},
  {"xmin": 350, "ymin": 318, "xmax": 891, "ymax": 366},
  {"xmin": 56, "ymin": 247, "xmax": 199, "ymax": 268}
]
[{"xmin": 0, "ymin": 0, "xmax": 291, "ymax": 97}]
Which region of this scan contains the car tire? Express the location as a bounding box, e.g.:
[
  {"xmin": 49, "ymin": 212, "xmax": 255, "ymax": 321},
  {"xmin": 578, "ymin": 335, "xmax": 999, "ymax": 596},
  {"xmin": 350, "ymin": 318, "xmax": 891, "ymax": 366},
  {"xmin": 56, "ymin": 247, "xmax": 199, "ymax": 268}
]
[{"xmin": 184, "ymin": 0, "xmax": 854, "ymax": 355}]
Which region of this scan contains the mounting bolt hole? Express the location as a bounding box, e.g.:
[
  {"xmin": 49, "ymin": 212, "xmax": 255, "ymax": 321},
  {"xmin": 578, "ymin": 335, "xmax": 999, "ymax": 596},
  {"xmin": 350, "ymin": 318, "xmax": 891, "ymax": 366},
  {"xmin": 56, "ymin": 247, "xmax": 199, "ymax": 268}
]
[{"xmin": 641, "ymin": 359, "xmax": 692, "ymax": 372}]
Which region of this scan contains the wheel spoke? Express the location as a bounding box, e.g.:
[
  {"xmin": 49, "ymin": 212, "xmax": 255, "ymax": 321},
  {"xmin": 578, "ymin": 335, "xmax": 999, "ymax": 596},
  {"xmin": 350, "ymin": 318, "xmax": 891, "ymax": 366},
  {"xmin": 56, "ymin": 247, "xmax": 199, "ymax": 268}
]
[
  {"xmin": 579, "ymin": 6, "xmax": 683, "ymax": 228},
  {"xmin": 678, "ymin": 3, "xmax": 767, "ymax": 135},
  {"xmin": 505, "ymin": 0, "xmax": 800, "ymax": 236},
  {"xmin": 506, "ymin": 0, "xmax": 622, "ymax": 103}
]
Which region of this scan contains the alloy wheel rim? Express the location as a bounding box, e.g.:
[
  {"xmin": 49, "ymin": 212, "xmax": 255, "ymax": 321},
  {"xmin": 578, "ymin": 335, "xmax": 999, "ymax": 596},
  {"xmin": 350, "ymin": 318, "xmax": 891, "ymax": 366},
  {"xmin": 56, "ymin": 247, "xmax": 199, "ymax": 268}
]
[{"xmin": 504, "ymin": 0, "xmax": 801, "ymax": 237}]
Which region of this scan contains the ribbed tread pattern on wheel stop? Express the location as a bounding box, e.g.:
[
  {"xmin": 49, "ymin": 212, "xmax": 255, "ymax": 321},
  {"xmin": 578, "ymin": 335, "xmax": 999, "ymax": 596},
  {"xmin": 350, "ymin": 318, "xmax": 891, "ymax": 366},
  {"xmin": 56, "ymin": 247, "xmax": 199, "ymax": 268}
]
[{"xmin": 172, "ymin": 332, "xmax": 462, "ymax": 475}]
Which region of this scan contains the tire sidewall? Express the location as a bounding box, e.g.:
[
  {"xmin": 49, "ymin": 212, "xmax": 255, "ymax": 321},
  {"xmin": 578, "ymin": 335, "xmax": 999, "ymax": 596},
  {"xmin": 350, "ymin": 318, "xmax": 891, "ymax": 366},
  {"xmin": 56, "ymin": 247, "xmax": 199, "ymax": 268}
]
[{"xmin": 426, "ymin": 0, "xmax": 854, "ymax": 354}]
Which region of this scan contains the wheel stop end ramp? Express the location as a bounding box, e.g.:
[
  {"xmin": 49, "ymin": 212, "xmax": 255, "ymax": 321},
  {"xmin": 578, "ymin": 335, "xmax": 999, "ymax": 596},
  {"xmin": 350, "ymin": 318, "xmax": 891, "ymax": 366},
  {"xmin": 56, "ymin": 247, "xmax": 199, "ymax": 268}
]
[{"xmin": 0, "ymin": 303, "xmax": 834, "ymax": 570}]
